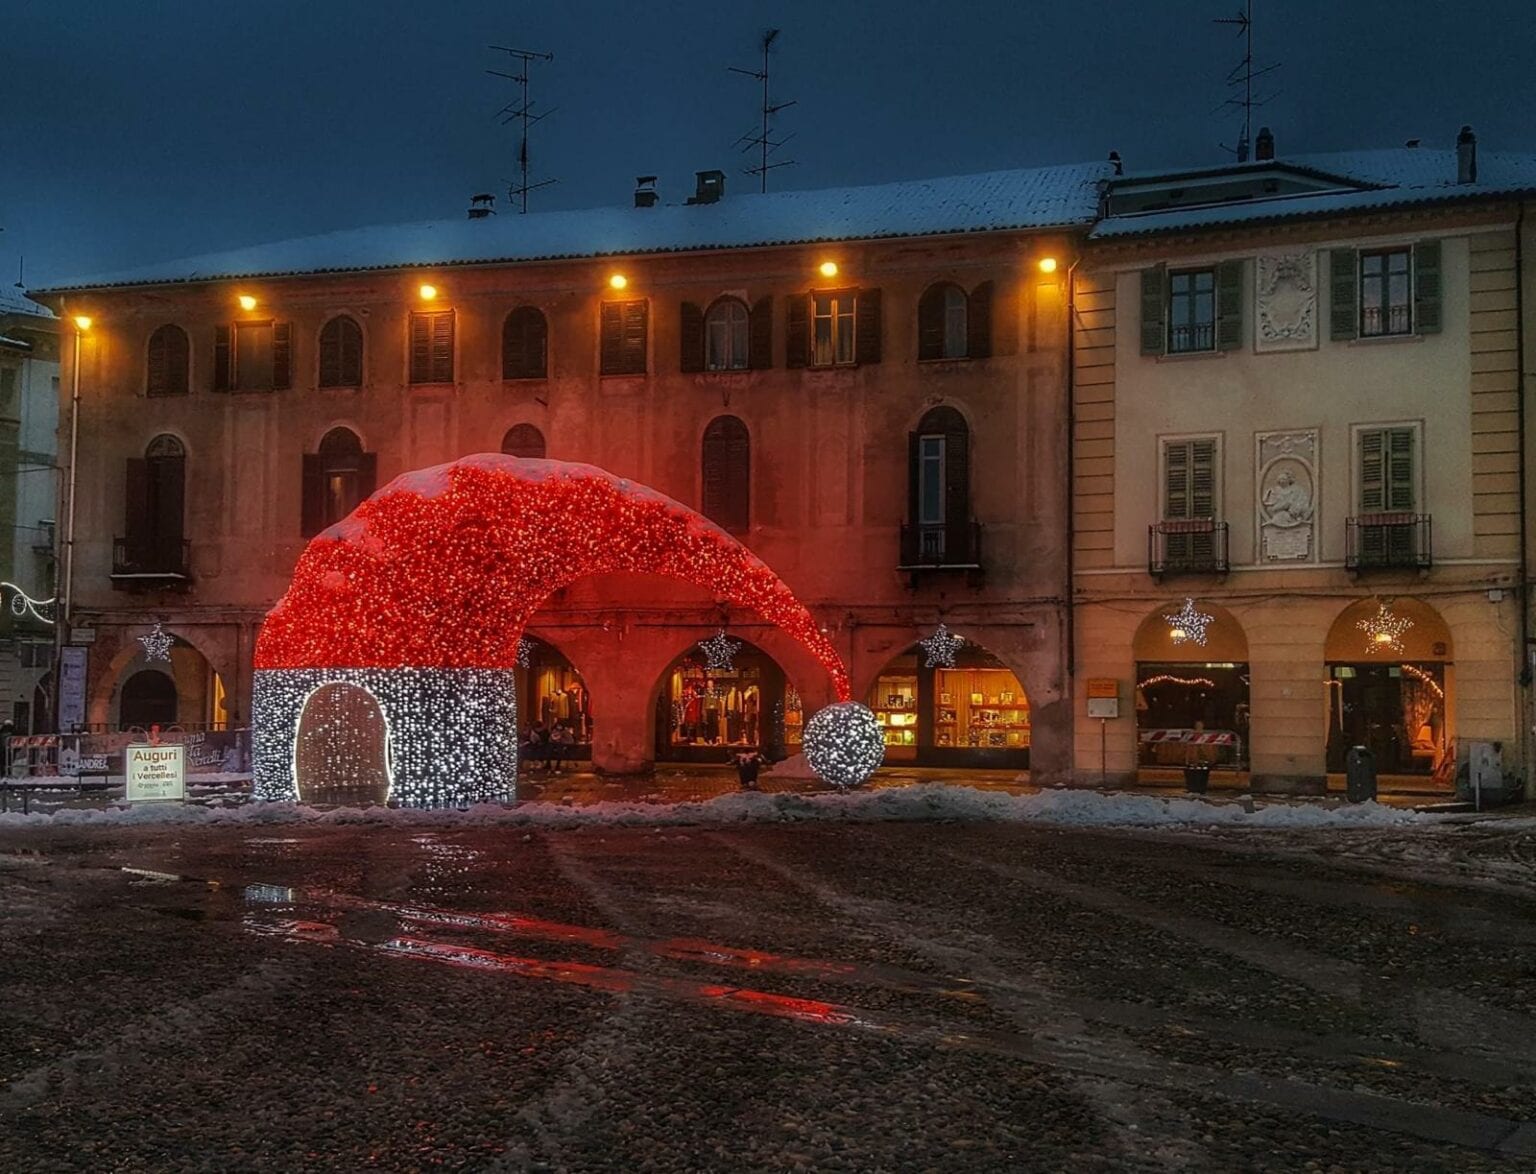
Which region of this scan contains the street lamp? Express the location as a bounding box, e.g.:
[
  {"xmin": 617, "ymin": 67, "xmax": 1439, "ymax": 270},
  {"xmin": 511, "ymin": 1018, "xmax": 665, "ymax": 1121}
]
[{"xmin": 55, "ymin": 313, "xmax": 90, "ymax": 734}]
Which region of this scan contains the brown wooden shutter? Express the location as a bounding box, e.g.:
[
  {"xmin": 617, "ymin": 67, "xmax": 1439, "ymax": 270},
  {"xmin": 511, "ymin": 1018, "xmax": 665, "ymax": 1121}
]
[
  {"xmin": 272, "ymin": 322, "xmax": 292, "ymax": 390},
  {"xmin": 624, "ymin": 301, "xmax": 647, "ymax": 374},
  {"xmin": 785, "ymin": 295, "xmax": 808, "ymax": 368},
  {"xmin": 359, "ymin": 451, "xmax": 378, "ymax": 501},
  {"xmin": 967, "ymin": 280, "xmax": 993, "ymax": 359},
  {"xmin": 601, "ymin": 301, "xmax": 645, "ymax": 375},
  {"xmin": 906, "ymin": 431, "xmax": 921, "ymax": 525},
  {"xmin": 153, "ymin": 455, "xmax": 186, "ymax": 544},
  {"xmin": 319, "ymin": 319, "xmax": 341, "ymax": 388},
  {"xmin": 301, "ymin": 454, "xmax": 325, "ymax": 537},
  {"xmin": 124, "ymin": 458, "xmax": 151, "ymax": 546},
  {"xmin": 430, "ymin": 311, "xmax": 454, "ymax": 382},
  {"xmin": 600, "ymin": 302, "xmax": 621, "ymax": 374},
  {"xmin": 679, "ymin": 301, "xmax": 704, "ymax": 373},
  {"xmin": 917, "ymin": 285, "xmax": 945, "ymax": 360},
  {"xmin": 701, "ymin": 416, "xmax": 750, "ymax": 533},
  {"xmin": 212, "ymin": 326, "xmax": 232, "ymax": 391},
  {"xmin": 409, "ymin": 313, "xmax": 431, "ymax": 383},
  {"xmin": 748, "ymin": 296, "xmax": 773, "ymax": 369},
  {"xmin": 1140, "ymin": 265, "xmax": 1167, "ymax": 355},
  {"xmin": 854, "ymin": 288, "xmax": 882, "ymax": 364}
]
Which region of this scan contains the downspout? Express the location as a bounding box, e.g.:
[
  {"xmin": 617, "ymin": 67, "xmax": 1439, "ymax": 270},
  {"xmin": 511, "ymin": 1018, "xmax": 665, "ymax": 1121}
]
[
  {"xmin": 1065, "ymin": 252, "xmax": 1081, "ymax": 685},
  {"xmin": 1515, "ymin": 202, "xmax": 1531, "ymax": 795}
]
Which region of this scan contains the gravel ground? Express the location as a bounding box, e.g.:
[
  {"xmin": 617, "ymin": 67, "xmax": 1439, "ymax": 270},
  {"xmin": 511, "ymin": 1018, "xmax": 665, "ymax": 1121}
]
[{"xmin": 1, "ymin": 819, "xmax": 1533, "ymax": 1172}]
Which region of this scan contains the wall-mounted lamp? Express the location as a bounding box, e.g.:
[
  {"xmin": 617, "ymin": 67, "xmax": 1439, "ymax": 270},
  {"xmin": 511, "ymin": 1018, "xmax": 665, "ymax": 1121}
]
[
  {"xmin": 818, "ymin": 260, "xmax": 839, "ymax": 278},
  {"xmin": 608, "ymin": 274, "xmax": 628, "ymax": 290},
  {"xmin": 237, "ymin": 294, "xmax": 258, "ymax": 311}
]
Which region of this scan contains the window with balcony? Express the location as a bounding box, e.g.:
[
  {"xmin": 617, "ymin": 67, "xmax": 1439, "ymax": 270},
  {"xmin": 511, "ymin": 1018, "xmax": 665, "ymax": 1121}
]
[
  {"xmin": 1151, "ymin": 437, "xmax": 1227, "ymax": 575},
  {"xmin": 701, "ymin": 415, "xmax": 750, "ymax": 534},
  {"xmin": 903, "ymin": 406, "xmax": 977, "ymax": 570},
  {"xmin": 1167, "ymin": 270, "xmax": 1216, "ymax": 353},
  {"xmin": 116, "ymin": 434, "xmax": 190, "ymax": 582},
  {"xmin": 1360, "ymin": 249, "xmax": 1412, "ymax": 337},
  {"xmin": 1349, "ymin": 425, "xmax": 1430, "ymax": 570},
  {"xmin": 1139, "ymin": 261, "xmax": 1243, "ymax": 356},
  {"xmin": 1329, "ymin": 241, "xmax": 1442, "ymax": 341}
]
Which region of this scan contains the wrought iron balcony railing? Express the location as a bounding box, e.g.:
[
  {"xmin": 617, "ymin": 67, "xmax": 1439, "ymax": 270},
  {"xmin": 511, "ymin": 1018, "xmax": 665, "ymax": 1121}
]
[
  {"xmin": 899, "ymin": 521, "xmax": 982, "ymax": 571},
  {"xmin": 112, "ymin": 537, "xmax": 193, "ymax": 582},
  {"xmin": 1346, "ymin": 513, "xmax": 1432, "ymax": 572},
  {"xmin": 1148, "ymin": 519, "xmax": 1229, "ymax": 577}
]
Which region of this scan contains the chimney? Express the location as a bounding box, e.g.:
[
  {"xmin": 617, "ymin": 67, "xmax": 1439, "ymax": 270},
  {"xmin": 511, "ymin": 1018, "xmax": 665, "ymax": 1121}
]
[
  {"xmin": 1108, "ymin": 150, "xmax": 1123, "ymax": 176},
  {"xmin": 687, "ymin": 169, "xmax": 725, "ymax": 205},
  {"xmin": 467, "ymin": 193, "xmax": 495, "ymax": 220},
  {"xmin": 1255, "ymin": 126, "xmax": 1275, "ymax": 161},
  {"xmin": 1457, "ymin": 125, "xmax": 1478, "ymax": 184},
  {"xmin": 634, "ymin": 176, "xmax": 658, "ymax": 208}
]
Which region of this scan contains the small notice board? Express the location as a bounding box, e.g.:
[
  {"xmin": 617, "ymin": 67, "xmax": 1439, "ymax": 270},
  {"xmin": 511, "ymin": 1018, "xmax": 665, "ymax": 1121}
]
[
  {"xmin": 126, "ymin": 744, "xmax": 185, "ymax": 803},
  {"xmin": 1086, "ymin": 678, "xmax": 1120, "ymax": 719}
]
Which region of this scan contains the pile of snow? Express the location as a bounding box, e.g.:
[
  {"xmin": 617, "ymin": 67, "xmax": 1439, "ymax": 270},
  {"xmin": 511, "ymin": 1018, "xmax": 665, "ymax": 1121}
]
[
  {"xmin": 0, "ymin": 783, "xmax": 1429, "ymax": 831},
  {"xmin": 762, "ymin": 752, "xmax": 818, "ymax": 780}
]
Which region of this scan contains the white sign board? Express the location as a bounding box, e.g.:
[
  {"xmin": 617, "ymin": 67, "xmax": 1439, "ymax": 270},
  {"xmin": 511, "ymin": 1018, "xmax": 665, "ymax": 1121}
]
[
  {"xmin": 1087, "ymin": 697, "xmax": 1120, "ymax": 719},
  {"xmin": 126, "ymin": 743, "xmax": 185, "ymax": 803}
]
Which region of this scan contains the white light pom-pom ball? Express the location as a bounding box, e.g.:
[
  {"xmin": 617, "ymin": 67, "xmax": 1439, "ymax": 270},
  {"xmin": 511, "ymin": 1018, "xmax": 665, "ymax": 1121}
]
[{"xmin": 802, "ymin": 702, "xmax": 885, "ymax": 789}]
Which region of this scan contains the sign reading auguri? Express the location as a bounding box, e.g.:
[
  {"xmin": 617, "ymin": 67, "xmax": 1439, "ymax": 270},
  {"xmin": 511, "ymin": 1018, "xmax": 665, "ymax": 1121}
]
[{"xmin": 126, "ymin": 744, "xmax": 185, "ymax": 803}]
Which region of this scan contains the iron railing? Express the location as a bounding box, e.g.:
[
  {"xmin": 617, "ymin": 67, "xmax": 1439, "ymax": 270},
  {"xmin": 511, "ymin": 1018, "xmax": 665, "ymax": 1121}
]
[
  {"xmin": 1346, "ymin": 513, "xmax": 1432, "ymax": 571},
  {"xmin": 1148, "ymin": 519, "xmax": 1229, "ymax": 576},
  {"xmin": 899, "ymin": 521, "xmax": 982, "ymax": 570},
  {"xmin": 112, "ymin": 537, "xmax": 192, "ymax": 581}
]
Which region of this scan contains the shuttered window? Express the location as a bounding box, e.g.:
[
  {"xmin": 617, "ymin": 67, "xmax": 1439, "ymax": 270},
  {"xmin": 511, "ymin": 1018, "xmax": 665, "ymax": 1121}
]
[
  {"xmin": 146, "ymin": 325, "xmax": 190, "ymax": 397},
  {"xmin": 301, "ymin": 427, "xmax": 377, "ymax": 537},
  {"xmin": 1162, "ymin": 437, "xmax": 1218, "ymax": 564},
  {"xmin": 124, "ymin": 434, "xmax": 186, "ymax": 569},
  {"xmin": 600, "ymin": 300, "xmax": 647, "ymax": 375},
  {"xmin": 501, "ymin": 423, "xmax": 546, "ymax": 458},
  {"xmin": 318, "ymin": 316, "xmax": 363, "ymax": 388},
  {"xmin": 409, "ymin": 310, "xmax": 455, "ymax": 384},
  {"xmin": 221, "ymin": 321, "xmax": 290, "ymax": 392},
  {"xmin": 907, "ymin": 406, "xmax": 970, "ymax": 559},
  {"xmin": 701, "ymin": 415, "xmax": 750, "ymax": 534},
  {"xmin": 1168, "ymin": 270, "xmax": 1216, "ymax": 353},
  {"xmin": 502, "ymin": 307, "xmax": 547, "ymax": 379},
  {"xmin": 1358, "ymin": 428, "xmax": 1415, "ymax": 512},
  {"xmin": 1336, "ymin": 242, "xmax": 1441, "ymax": 340},
  {"xmin": 918, "ymin": 281, "xmax": 993, "ymax": 360},
  {"xmin": 811, "ymin": 291, "xmax": 856, "ymax": 366},
  {"xmin": 1360, "ymin": 249, "xmax": 1412, "ymax": 337}
]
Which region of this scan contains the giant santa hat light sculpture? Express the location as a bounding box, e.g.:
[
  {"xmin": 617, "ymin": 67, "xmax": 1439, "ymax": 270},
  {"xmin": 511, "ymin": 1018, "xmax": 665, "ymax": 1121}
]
[{"xmin": 253, "ymin": 455, "xmax": 879, "ymax": 806}]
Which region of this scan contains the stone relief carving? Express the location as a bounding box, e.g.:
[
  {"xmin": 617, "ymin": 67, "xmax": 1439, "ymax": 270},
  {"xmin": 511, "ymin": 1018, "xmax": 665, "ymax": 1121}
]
[
  {"xmin": 1256, "ymin": 430, "xmax": 1318, "ymax": 563},
  {"xmin": 1255, "ymin": 251, "xmax": 1317, "ymax": 353}
]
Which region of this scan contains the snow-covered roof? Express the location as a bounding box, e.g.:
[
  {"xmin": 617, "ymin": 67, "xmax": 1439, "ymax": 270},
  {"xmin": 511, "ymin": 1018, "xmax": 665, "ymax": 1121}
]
[
  {"xmin": 0, "ymin": 285, "xmax": 54, "ymax": 318},
  {"xmin": 35, "ymin": 163, "xmax": 1113, "ymax": 293},
  {"xmin": 1090, "ymin": 149, "xmax": 1536, "ymax": 239}
]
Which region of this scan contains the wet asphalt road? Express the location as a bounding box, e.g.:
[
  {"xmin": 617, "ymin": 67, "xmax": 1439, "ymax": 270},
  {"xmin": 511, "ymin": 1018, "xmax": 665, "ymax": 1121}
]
[{"xmin": 1, "ymin": 819, "xmax": 1534, "ymax": 1172}]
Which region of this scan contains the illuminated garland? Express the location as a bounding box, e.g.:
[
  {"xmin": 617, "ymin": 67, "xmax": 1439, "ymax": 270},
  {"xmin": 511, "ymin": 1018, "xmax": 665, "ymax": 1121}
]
[
  {"xmin": 1400, "ymin": 663, "xmax": 1444, "ymax": 699},
  {"xmin": 918, "ymin": 623, "xmax": 964, "ymax": 668},
  {"xmin": 1164, "ymin": 598, "xmax": 1213, "ymax": 647},
  {"xmin": 2, "ymin": 581, "xmax": 56, "ymax": 625},
  {"xmin": 139, "ymin": 622, "xmax": 174, "ymax": 662},
  {"xmin": 1137, "ymin": 675, "xmax": 1216, "ymax": 689}
]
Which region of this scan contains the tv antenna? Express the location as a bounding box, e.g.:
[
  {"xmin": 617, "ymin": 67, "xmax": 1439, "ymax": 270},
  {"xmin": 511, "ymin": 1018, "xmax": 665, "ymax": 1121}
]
[
  {"xmin": 488, "ymin": 44, "xmax": 557, "ymax": 213},
  {"xmin": 730, "ymin": 29, "xmax": 796, "ymax": 192},
  {"xmin": 1213, "ymin": 1, "xmax": 1280, "ymax": 160}
]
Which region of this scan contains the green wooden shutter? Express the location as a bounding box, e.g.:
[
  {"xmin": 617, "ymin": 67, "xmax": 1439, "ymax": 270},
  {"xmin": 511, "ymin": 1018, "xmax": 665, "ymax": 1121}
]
[
  {"xmin": 1330, "ymin": 248, "xmax": 1359, "ymax": 340},
  {"xmin": 1413, "ymin": 239, "xmax": 1443, "ymax": 335},
  {"xmin": 1216, "ymin": 260, "xmax": 1244, "ymax": 351},
  {"xmin": 1386, "ymin": 428, "xmax": 1415, "ymax": 510},
  {"xmin": 1140, "ymin": 265, "xmax": 1167, "ymax": 355},
  {"xmin": 1359, "ymin": 429, "xmax": 1385, "ymax": 511},
  {"xmin": 1164, "ymin": 441, "xmax": 1191, "ymax": 520}
]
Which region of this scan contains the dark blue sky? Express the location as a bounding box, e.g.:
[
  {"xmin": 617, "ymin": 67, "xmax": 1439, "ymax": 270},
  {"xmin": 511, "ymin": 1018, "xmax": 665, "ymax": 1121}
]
[{"xmin": 6, "ymin": 0, "xmax": 1534, "ymax": 285}]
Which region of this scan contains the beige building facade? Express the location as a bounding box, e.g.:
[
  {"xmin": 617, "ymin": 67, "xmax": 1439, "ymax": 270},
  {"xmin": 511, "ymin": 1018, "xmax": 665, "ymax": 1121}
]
[{"xmin": 1071, "ymin": 140, "xmax": 1536, "ymax": 792}]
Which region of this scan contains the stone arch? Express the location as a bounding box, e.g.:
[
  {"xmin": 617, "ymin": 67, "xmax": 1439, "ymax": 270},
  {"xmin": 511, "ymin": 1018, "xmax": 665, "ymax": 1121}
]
[
  {"xmin": 651, "ymin": 636, "xmax": 789, "ymax": 762},
  {"xmin": 97, "ymin": 624, "xmax": 232, "ymax": 731},
  {"xmin": 1325, "ymin": 596, "xmax": 1452, "ymax": 662},
  {"xmin": 517, "ymin": 629, "xmax": 593, "ymax": 760},
  {"xmin": 1132, "ymin": 600, "xmax": 1251, "ymax": 771},
  {"xmin": 1133, "ymin": 600, "xmax": 1250, "ymax": 662}
]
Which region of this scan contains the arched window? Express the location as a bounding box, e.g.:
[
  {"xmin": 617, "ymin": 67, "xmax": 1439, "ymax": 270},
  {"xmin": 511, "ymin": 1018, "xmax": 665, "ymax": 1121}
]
[
  {"xmin": 501, "ymin": 423, "xmax": 546, "ymax": 459},
  {"xmin": 146, "ymin": 325, "xmax": 190, "ymax": 397},
  {"xmin": 701, "ymin": 415, "xmax": 750, "ymax": 534},
  {"xmin": 705, "ymin": 298, "xmax": 750, "ymax": 371},
  {"xmin": 906, "ymin": 407, "xmax": 972, "ymax": 563},
  {"xmin": 120, "ymin": 669, "xmax": 178, "ymax": 728},
  {"xmin": 318, "ymin": 315, "xmax": 363, "ymax": 388},
  {"xmin": 918, "ymin": 281, "xmax": 992, "ymax": 361},
  {"xmin": 302, "ymin": 427, "xmax": 376, "ymax": 536},
  {"xmin": 120, "ymin": 434, "xmax": 188, "ymax": 577},
  {"xmin": 503, "ymin": 306, "xmax": 548, "ymax": 380}
]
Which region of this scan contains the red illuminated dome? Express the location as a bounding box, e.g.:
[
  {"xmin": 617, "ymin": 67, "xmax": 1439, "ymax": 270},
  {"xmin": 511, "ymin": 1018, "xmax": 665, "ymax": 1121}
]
[{"xmin": 255, "ymin": 454, "xmax": 850, "ymax": 699}]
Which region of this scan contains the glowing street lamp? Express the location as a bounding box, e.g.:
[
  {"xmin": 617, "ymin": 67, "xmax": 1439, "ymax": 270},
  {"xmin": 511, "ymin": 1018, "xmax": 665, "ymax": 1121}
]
[
  {"xmin": 608, "ymin": 274, "xmax": 628, "ymax": 291},
  {"xmin": 818, "ymin": 260, "xmax": 839, "ymax": 278},
  {"xmin": 237, "ymin": 294, "xmax": 258, "ymax": 311}
]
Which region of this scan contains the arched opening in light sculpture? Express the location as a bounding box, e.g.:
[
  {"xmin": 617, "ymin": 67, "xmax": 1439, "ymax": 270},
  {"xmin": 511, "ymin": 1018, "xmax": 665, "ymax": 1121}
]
[{"xmin": 253, "ymin": 455, "xmax": 858, "ymax": 805}]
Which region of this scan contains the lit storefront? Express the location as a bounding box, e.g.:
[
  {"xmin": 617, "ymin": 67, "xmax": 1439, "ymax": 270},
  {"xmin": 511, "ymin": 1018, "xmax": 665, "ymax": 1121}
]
[
  {"xmin": 655, "ymin": 641, "xmax": 789, "ymax": 763},
  {"xmin": 1132, "ymin": 601, "xmax": 1250, "ymax": 772},
  {"xmin": 1324, "ymin": 598, "xmax": 1452, "ymax": 776},
  {"xmin": 867, "ymin": 645, "xmax": 1030, "ymax": 768},
  {"xmin": 517, "ymin": 638, "xmax": 592, "ymax": 760}
]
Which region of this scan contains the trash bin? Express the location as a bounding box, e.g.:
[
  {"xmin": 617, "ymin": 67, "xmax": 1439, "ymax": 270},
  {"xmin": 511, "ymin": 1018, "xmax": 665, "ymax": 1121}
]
[
  {"xmin": 1345, "ymin": 744, "xmax": 1377, "ymax": 803},
  {"xmin": 1183, "ymin": 763, "xmax": 1211, "ymax": 794}
]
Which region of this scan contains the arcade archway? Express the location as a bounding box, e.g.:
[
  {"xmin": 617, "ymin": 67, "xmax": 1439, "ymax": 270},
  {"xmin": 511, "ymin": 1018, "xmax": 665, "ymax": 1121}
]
[
  {"xmin": 111, "ymin": 631, "xmax": 228, "ymax": 731},
  {"xmin": 518, "ymin": 635, "xmax": 592, "ymax": 761},
  {"xmin": 866, "ymin": 642, "xmax": 1030, "ymax": 768},
  {"xmin": 1132, "ymin": 601, "xmax": 1250, "ymax": 771},
  {"xmin": 1324, "ymin": 597, "xmax": 1452, "ymax": 775},
  {"xmin": 654, "ymin": 638, "xmax": 790, "ymax": 763}
]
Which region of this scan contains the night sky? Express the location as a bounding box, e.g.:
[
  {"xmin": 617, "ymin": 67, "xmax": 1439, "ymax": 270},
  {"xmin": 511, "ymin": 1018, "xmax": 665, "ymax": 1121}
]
[{"xmin": 6, "ymin": 0, "xmax": 1534, "ymax": 286}]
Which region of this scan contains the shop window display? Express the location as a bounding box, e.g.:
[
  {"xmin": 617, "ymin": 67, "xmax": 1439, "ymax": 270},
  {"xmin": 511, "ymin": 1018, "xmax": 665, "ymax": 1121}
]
[
  {"xmin": 517, "ymin": 639, "xmax": 592, "ymax": 759},
  {"xmin": 1135, "ymin": 663, "xmax": 1249, "ymax": 769},
  {"xmin": 1326, "ymin": 661, "xmax": 1445, "ymax": 775},
  {"xmin": 866, "ymin": 646, "xmax": 1029, "ymax": 767},
  {"xmin": 657, "ymin": 643, "xmax": 788, "ymax": 763}
]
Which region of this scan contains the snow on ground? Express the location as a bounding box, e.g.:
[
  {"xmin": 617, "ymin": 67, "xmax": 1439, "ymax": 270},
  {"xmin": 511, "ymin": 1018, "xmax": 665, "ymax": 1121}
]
[{"xmin": 0, "ymin": 782, "xmax": 1428, "ymax": 831}]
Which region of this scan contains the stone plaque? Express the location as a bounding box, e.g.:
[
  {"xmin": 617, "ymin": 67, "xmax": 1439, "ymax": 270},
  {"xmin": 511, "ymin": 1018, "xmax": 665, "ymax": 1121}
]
[
  {"xmin": 1254, "ymin": 251, "xmax": 1318, "ymax": 353},
  {"xmin": 1256, "ymin": 430, "xmax": 1318, "ymax": 563}
]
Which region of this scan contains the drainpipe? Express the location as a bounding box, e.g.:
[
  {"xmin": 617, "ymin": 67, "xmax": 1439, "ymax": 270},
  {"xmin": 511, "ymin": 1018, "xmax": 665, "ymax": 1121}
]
[
  {"xmin": 1516, "ymin": 202, "xmax": 1531, "ymax": 794},
  {"xmin": 1064, "ymin": 252, "xmax": 1082, "ymax": 685}
]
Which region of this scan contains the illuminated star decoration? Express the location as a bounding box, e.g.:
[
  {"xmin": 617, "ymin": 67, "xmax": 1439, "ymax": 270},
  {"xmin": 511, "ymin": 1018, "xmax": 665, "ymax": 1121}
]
[
  {"xmin": 1164, "ymin": 598, "xmax": 1213, "ymax": 647},
  {"xmin": 1357, "ymin": 601, "xmax": 1413, "ymax": 655},
  {"xmin": 697, "ymin": 629, "xmax": 742, "ymax": 672},
  {"xmin": 139, "ymin": 622, "xmax": 174, "ymax": 662},
  {"xmin": 918, "ymin": 623, "xmax": 965, "ymax": 668}
]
